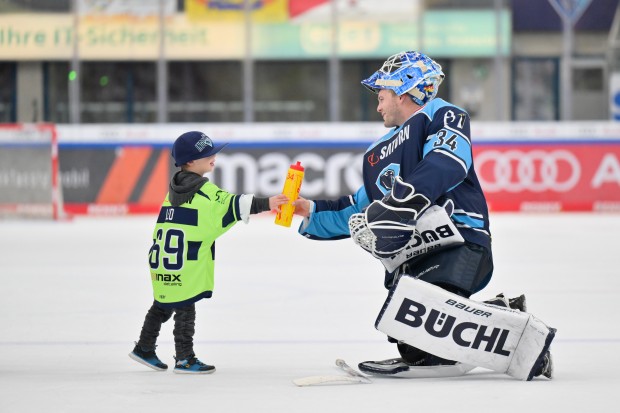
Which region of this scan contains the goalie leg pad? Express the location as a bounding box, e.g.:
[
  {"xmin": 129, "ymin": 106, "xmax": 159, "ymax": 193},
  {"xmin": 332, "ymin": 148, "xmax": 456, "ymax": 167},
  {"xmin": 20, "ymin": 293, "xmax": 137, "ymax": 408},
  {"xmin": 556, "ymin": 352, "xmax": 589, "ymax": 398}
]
[{"xmin": 375, "ymin": 276, "xmax": 556, "ymax": 380}]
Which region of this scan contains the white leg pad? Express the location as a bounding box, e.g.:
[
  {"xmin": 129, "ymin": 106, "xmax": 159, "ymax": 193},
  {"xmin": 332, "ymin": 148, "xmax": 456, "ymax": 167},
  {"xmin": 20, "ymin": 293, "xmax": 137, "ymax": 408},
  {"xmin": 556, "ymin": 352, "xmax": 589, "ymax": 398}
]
[
  {"xmin": 506, "ymin": 314, "xmax": 556, "ymax": 379},
  {"xmin": 375, "ymin": 276, "xmax": 556, "ymax": 380}
]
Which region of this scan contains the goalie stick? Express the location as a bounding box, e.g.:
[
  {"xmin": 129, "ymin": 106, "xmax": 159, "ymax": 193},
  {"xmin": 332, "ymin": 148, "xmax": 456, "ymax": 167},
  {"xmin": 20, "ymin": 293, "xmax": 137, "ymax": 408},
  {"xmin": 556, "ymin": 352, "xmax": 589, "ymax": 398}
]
[
  {"xmin": 292, "ymin": 359, "xmax": 372, "ymax": 387},
  {"xmin": 335, "ymin": 359, "xmax": 372, "ymax": 383}
]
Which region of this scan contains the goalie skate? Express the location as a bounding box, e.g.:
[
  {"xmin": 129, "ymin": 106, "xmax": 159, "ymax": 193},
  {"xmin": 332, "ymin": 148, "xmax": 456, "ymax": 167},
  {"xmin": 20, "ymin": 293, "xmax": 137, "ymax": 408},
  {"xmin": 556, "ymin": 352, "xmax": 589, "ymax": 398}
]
[
  {"xmin": 358, "ymin": 357, "xmax": 475, "ymax": 378},
  {"xmin": 534, "ymin": 350, "xmax": 553, "ymax": 379}
]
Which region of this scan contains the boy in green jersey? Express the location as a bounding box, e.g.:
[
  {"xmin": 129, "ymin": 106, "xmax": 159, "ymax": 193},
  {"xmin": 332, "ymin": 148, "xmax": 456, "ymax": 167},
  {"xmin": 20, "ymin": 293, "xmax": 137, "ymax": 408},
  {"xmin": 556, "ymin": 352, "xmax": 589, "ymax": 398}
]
[{"xmin": 129, "ymin": 131, "xmax": 288, "ymax": 374}]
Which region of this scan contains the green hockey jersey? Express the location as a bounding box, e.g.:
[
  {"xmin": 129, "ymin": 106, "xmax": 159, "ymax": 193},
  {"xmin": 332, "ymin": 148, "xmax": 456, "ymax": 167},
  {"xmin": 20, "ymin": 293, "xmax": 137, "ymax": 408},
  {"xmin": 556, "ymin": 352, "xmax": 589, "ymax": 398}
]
[{"xmin": 148, "ymin": 182, "xmax": 242, "ymax": 308}]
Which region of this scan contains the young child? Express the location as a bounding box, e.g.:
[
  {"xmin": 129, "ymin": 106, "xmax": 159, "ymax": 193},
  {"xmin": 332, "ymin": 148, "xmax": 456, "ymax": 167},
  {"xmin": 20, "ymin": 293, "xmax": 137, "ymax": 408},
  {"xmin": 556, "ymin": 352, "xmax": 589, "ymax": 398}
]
[{"xmin": 129, "ymin": 131, "xmax": 287, "ymax": 374}]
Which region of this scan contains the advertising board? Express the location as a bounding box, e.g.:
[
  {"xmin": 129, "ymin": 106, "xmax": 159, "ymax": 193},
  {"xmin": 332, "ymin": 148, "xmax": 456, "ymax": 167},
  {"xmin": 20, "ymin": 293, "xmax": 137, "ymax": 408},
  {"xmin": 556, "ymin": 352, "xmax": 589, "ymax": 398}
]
[{"xmin": 54, "ymin": 123, "xmax": 620, "ymax": 215}]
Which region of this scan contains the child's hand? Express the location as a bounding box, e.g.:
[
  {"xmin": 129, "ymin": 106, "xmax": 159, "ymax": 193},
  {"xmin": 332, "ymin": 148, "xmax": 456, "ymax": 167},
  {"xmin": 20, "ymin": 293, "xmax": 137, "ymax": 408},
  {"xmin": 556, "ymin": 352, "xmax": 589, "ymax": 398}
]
[
  {"xmin": 292, "ymin": 196, "xmax": 311, "ymax": 217},
  {"xmin": 269, "ymin": 194, "xmax": 289, "ymax": 211}
]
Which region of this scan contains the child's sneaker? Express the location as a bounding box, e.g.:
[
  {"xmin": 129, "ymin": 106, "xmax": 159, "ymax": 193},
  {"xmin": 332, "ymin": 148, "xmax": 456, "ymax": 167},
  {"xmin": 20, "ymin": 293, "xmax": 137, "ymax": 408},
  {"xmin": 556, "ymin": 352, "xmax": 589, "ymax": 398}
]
[
  {"xmin": 173, "ymin": 355, "xmax": 216, "ymax": 374},
  {"xmin": 129, "ymin": 343, "xmax": 168, "ymax": 371}
]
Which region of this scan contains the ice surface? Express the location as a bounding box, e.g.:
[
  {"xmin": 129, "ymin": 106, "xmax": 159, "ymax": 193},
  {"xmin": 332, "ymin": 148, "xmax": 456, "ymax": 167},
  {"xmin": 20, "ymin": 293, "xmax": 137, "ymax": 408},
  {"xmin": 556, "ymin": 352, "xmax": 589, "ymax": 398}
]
[{"xmin": 1, "ymin": 213, "xmax": 619, "ymax": 412}]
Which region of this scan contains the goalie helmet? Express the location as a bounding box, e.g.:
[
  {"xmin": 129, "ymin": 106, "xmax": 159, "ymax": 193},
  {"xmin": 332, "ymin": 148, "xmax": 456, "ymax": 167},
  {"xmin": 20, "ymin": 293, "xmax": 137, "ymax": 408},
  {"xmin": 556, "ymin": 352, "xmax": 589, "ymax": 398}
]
[{"xmin": 361, "ymin": 51, "xmax": 444, "ymax": 106}]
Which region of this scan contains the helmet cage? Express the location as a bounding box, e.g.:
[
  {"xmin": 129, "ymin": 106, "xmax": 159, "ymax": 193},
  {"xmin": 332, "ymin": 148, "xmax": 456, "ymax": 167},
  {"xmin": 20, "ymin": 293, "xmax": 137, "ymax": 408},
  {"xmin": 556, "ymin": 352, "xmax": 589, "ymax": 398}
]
[{"xmin": 361, "ymin": 51, "xmax": 444, "ymax": 106}]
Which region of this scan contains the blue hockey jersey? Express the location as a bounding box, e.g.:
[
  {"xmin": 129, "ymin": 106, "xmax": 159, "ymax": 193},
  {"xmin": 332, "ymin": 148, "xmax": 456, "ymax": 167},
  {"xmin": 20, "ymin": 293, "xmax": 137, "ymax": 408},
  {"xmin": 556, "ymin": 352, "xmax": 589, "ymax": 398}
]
[{"xmin": 299, "ymin": 98, "xmax": 491, "ymax": 252}]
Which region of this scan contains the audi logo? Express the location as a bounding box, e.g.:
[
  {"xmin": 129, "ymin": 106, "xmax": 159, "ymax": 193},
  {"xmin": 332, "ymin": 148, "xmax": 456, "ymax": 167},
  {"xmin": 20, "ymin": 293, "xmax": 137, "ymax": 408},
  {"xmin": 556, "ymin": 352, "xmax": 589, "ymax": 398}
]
[{"xmin": 474, "ymin": 150, "xmax": 581, "ymax": 192}]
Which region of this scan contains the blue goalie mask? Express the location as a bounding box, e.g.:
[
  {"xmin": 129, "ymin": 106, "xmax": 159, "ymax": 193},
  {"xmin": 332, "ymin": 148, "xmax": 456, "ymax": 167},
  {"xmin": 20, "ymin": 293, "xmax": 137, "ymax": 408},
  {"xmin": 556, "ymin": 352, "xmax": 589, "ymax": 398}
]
[{"xmin": 361, "ymin": 51, "xmax": 445, "ymax": 106}]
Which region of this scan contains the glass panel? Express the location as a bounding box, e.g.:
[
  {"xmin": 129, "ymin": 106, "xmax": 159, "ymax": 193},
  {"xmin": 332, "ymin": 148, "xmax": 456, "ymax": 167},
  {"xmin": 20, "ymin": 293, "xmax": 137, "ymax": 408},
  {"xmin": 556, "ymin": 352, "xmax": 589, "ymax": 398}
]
[
  {"xmin": 44, "ymin": 62, "xmax": 69, "ymax": 123},
  {"xmin": 80, "ymin": 62, "xmax": 156, "ymax": 123},
  {"xmin": 0, "ymin": 63, "xmax": 15, "ymax": 122},
  {"xmin": 341, "ymin": 59, "xmax": 383, "ymax": 122},
  {"xmin": 254, "ymin": 61, "xmax": 327, "ymax": 122},
  {"xmin": 513, "ymin": 58, "xmax": 558, "ymax": 121},
  {"xmin": 130, "ymin": 62, "xmax": 157, "ymax": 123},
  {"xmin": 573, "ymin": 66, "xmax": 606, "ymax": 120},
  {"xmin": 574, "ymin": 68, "xmax": 603, "ymax": 91},
  {"xmin": 168, "ymin": 61, "xmax": 242, "ymax": 123}
]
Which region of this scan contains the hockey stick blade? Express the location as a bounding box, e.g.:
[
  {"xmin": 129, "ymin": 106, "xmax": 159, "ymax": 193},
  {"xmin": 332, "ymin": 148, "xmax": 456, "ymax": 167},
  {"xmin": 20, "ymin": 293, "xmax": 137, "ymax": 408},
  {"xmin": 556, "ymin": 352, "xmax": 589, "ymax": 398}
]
[
  {"xmin": 293, "ymin": 375, "xmax": 368, "ymax": 387},
  {"xmin": 335, "ymin": 359, "xmax": 372, "ymax": 383}
]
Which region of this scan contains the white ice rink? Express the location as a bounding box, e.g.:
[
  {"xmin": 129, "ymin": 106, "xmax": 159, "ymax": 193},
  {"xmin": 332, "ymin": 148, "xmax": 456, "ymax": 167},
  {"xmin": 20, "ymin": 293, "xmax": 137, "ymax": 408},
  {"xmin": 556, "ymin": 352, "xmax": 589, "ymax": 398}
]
[{"xmin": 1, "ymin": 213, "xmax": 620, "ymax": 413}]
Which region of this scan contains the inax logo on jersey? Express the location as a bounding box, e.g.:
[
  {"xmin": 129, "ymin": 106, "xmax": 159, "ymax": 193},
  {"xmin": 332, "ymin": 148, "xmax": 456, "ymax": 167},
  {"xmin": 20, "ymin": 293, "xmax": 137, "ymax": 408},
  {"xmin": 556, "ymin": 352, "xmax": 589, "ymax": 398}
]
[
  {"xmin": 379, "ymin": 125, "xmax": 410, "ymax": 160},
  {"xmin": 152, "ymin": 273, "xmax": 181, "ymax": 283},
  {"xmin": 394, "ymin": 297, "xmax": 512, "ymax": 357}
]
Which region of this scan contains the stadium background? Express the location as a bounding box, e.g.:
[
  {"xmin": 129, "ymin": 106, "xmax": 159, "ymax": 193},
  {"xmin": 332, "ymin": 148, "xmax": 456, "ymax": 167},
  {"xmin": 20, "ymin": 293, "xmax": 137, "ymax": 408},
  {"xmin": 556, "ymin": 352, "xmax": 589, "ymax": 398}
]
[{"xmin": 0, "ymin": 0, "xmax": 618, "ymax": 215}]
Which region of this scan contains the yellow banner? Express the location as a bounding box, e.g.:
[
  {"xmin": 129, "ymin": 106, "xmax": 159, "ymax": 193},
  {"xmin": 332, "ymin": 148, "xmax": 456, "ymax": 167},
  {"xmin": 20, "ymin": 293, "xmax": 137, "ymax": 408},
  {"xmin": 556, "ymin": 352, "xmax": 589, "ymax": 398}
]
[
  {"xmin": 185, "ymin": 0, "xmax": 289, "ymax": 23},
  {"xmin": 0, "ymin": 14, "xmax": 243, "ymax": 60},
  {"xmin": 0, "ymin": 11, "xmax": 509, "ymax": 60}
]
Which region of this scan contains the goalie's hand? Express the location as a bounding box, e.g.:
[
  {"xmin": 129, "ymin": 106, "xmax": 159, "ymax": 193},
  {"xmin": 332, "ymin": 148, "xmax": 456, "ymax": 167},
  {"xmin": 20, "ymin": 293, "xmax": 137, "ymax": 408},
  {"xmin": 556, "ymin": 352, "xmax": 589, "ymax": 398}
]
[
  {"xmin": 292, "ymin": 196, "xmax": 311, "ymax": 218},
  {"xmin": 349, "ymin": 176, "xmax": 432, "ymax": 259},
  {"xmin": 383, "ymin": 176, "xmax": 431, "ymax": 213},
  {"xmin": 365, "ymin": 200, "xmax": 418, "ymax": 258},
  {"xmin": 364, "ymin": 176, "xmax": 431, "ymax": 258}
]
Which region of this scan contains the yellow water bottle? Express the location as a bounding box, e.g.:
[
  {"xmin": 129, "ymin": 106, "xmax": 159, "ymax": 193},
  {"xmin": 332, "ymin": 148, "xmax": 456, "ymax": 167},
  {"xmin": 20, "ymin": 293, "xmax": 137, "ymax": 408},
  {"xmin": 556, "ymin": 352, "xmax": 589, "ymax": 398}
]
[{"xmin": 275, "ymin": 161, "xmax": 305, "ymax": 227}]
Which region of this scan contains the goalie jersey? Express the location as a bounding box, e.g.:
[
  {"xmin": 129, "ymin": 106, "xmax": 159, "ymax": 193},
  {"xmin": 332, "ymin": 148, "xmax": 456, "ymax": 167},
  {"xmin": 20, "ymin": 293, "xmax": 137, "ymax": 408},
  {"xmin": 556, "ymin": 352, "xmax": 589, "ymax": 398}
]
[{"xmin": 299, "ymin": 98, "xmax": 491, "ymax": 252}]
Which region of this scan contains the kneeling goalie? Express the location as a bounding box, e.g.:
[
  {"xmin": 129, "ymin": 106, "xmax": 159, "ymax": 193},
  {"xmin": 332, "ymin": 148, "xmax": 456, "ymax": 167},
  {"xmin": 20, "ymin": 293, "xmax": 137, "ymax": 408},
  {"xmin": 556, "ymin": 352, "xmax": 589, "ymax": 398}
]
[{"xmin": 293, "ymin": 50, "xmax": 555, "ymax": 381}]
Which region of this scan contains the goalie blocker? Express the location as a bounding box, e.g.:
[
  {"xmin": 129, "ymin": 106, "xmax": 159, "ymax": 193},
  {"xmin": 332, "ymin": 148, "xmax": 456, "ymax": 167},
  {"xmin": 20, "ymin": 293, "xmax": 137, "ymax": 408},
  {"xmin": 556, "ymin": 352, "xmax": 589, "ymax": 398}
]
[{"xmin": 375, "ymin": 276, "xmax": 556, "ymax": 380}]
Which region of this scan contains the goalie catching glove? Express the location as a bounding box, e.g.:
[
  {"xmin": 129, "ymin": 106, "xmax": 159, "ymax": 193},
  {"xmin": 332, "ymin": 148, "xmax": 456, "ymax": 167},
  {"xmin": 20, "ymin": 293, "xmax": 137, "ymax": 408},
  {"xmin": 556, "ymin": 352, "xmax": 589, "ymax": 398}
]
[{"xmin": 350, "ymin": 176, "xmax": 430, "ymax": 259}]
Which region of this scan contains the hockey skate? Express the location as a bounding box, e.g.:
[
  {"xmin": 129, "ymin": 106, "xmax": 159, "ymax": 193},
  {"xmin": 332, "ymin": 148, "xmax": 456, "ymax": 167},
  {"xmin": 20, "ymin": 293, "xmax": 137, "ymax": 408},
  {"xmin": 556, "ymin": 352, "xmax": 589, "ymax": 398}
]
[
  {"xmin": 533, "ymin": 350, "xmax": 554, "ymax": 379},
  {"xmin": 129, "ymin": 343, "xmax": 168, "ymax": 371},
  {"xmin": 358, "ymin": 357, "xmax": 475, "ymax": 378},
  {"xmin": 173, "ymin": 355, "xmax": 215, "ymax": 374}
]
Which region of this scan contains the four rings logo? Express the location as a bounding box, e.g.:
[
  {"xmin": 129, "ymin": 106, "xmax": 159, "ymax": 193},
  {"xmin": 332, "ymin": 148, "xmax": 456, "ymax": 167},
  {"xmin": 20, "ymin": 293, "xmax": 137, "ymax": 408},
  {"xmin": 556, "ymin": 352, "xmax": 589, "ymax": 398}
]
[{"xmin": 475, "ymin": 150, "xmax": 581, "ymax": 192}]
